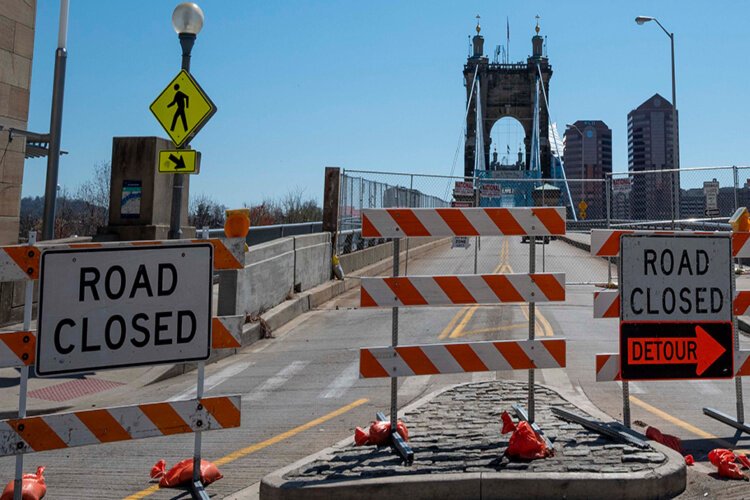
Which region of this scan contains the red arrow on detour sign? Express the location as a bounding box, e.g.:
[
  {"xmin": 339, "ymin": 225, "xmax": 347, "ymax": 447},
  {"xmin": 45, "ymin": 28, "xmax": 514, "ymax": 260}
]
[
  {"xmin": 620, "ymin": 321, "xmax": 734, "ymax": 380},
  {"xmin": 626, "ymin": 325, "xmax": 725, "ymax": 376}
]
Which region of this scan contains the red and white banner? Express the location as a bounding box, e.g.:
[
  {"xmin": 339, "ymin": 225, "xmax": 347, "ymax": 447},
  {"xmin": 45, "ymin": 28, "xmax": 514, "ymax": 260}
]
[
  {"xmin": 736, "ymin": 350, "xmax": 750, "ymax": 376},
  {"xmin": 595, "ymin": 353, "xmax": 621, "ymax": 382},
  {"xmin": 361, "ymin": 273, "xmax": 565, "ymax": 307},
  {"xmin": 362, "ymin": 207, "xmax": 566, "ymax": 238},
  {"xmin": 593, "ymin": 290, "xmax": 750, "ymax": 318},
  {"xmin": 0, "ymin": 237, "xmax": 246, "ymax": 282},
  {"xmin": 0, "ymin": 331, "xmax": 35, "ymax": 368},
  {"xmin": 0, "ymin": 396, "xmax": 241, "ymax": 456},
  {"xmin": 359, "ymin": 339, "xmax": 566, "ymax": 378}
]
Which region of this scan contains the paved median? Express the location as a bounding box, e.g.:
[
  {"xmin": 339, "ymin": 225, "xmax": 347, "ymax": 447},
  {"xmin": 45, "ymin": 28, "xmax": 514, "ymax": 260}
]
[{"xmin": 260, "ymin": 380, "xmax": 685, "ymax": 500}]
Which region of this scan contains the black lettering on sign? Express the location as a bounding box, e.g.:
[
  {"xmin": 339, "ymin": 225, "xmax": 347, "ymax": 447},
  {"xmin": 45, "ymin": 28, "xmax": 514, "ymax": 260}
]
[
  {"xmin": 711, "ymin": 288, "xmax": 723, "ymax": 313},
  {"xmin": 661, "ymin": 249, "xmax": 674, "ymax": 275},
  {"xmin": 105, "ymin": 265, "xmax": 126, "ymax": 300},
  {"xmin": 679, "ymin": 288, "xmax": 691, "ymax": 314},
  {"xmin": 678, "ymin": 251, "xmax": 693, "ymax": 275},
  {"xmin": 644, "ymin": 249, "xmax": 657, "ymax": 275},
  {"xmin": 177, "ymin": 310, "xmax": 196, "ymax": 343},
  {"xmin": 81, "ymin": 318, "xmax": 100, "ymax": 352},
  {"xmin": 105, "ymin": 315, "xmax": 127, "ymax": 350},
  {"xmin": 79, "ymin": 268, "xmax": 100, "ymax": 301},
  {"xmin": 154, "ymin": 311, "xmax": 172, "ymax": 345},
  {"xmin": 158, "ymin": 263, "xmax": 178, "ymax": 296},
  {"xmin": 54, "ymin": 319, "xmax": 75, "ymax": 354},
  {"xmin": 631, "ymin": 288, "xmax": 644, "ymax": 314},
  {"xmin": 131, "ymin": 313, "xmax": 150, "ymax": 348},
  {"xmin": 696, "ymin": 288, "xmax": 708, "ymax": 314},
  {"xmin": 129, "ymin": 265, "xmax": 154, "ymax": 298},
  {"xmin": 697, "ymin": 250, "xmax": 709, "ymax": 275}
]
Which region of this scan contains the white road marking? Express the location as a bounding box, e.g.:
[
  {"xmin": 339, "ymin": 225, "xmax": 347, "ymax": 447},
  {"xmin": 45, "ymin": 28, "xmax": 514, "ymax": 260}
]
[
  {"xmin": 688, "ymin": 380, "xmax": 723, "ymax": 396},
  {"xmin": 245, "ymin": 361, "xmax": 309, "ymax": 401},
  {"xmin": 320, "ymin": 361, "xmax": 359, "ymax": 399},
  {"xmin": 399, "ymin": 375, "xmax": 432, "ymax": 397},
  {"xmin": 617, "ymin": 381, "xmax": 646, "ymax": 394},
  {"xmin": 169, "ymin": 361, "xmax": 254, "ymax": 401}
]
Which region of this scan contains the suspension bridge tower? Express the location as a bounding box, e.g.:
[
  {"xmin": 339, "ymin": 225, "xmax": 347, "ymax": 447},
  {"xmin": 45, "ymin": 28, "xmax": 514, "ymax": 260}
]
[{"xmin": 464, "ymin": 19, "xmax": 553, "ymax": 178}]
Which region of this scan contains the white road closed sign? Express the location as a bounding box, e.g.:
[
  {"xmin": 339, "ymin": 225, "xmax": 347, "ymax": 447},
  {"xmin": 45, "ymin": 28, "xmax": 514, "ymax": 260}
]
[
  {"xmin": 36, "ymin": 244, "xmax": 213, "ymax": 376},
  {"xmin": 620, "ymin": 234, "xmax": 732, "ymax": 322}
]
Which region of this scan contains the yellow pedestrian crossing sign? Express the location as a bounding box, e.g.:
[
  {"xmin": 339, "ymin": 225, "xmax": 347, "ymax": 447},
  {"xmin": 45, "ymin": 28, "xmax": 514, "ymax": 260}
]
[
  {"xmin": 158, "ymin": 150, "xmax": 201, "ymax": 174},
  {"xmin": 150, "ymin": 69, "xmax": 216, "ymax": 147}
]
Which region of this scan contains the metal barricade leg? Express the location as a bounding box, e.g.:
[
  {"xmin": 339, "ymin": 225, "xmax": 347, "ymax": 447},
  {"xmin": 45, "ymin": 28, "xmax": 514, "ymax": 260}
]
[{"xmin": 528, "ymin": 237, "xmax": 536, "ymax": 423}]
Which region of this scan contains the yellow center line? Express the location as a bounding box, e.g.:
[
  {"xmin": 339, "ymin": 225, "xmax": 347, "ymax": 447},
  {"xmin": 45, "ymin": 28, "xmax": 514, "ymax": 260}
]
[
  {"xmin": 123, "ymin": 398, "xmax": 369, "ymax": 500},
  {"xmin": 455, "ymin": 322, "xmax": 528, "ymax": 337},
  {"xmin": 630, "ymin": 396, "xmax": 733, "ymax": 449}
]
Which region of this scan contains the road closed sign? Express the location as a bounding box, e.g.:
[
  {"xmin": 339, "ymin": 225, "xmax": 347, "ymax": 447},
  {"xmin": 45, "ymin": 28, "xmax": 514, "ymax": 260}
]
[
  {"xmin": 619, "ymin": 234, "xmax": 734, "ymax": 380},
  {"xmin": 36, "ymin": 244, "xmax": 213, "ymax": 376}
]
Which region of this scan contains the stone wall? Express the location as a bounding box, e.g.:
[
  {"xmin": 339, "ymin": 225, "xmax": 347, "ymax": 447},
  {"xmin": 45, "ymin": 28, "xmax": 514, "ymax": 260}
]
[{"xmin": 0, "ymin": 0, "xmax": 36, "ymax": 244}]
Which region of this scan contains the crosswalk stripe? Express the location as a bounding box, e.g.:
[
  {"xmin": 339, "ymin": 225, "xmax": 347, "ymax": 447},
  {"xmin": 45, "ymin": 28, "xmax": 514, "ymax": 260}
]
[
  {"xmin": 246, "ymin": 361, "xmax": 309, "ymax": 401},
  {"xmin": 320, "ymin": 361, "xmax": 359, "ymax": 399},
  {"xmin": 169, "ymin": 361, "xmax": 253, "ymax": 401},
  {"xmin": 688, "ymin": 380, "xmax": 723, "ymax": 396},
  {"xmin": 617, "ymin": 381, "xmax": 646, "ymax": 394}
]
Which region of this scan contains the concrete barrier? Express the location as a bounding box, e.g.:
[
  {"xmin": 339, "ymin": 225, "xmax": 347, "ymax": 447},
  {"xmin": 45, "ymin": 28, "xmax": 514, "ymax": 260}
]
[{"xmin": 218, "ymin": 233, "xmax": 331, "ymax": 317}]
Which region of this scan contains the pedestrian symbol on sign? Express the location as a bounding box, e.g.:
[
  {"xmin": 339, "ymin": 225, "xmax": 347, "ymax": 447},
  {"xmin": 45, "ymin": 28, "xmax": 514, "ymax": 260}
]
[
  {"xmin": 168, "ymin": 84, "xmax": 189, "ymax": 132},
  {"xmin": 150, "ymin": 69, "xmax": 216, "ymax": 147}
]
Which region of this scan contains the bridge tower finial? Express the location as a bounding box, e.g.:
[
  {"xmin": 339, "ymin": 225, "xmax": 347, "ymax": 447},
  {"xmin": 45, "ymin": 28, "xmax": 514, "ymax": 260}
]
[
  {"xmin": 476, "ymin": 14, "xmax": 481, "ymax": 34},
  {"xmin": 535, "ymin": 15, "xmax": 541, "ymax": 34}
]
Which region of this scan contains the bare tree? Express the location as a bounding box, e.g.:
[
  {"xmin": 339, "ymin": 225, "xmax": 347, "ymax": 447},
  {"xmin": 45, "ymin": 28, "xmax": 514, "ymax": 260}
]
[
  {"xmin": 75, "ymin": 161, "xmax": 111, "ymax": 236},
  {"xmin": 189, "ymin": 193, "xmax": 226, "ymax": 229}
]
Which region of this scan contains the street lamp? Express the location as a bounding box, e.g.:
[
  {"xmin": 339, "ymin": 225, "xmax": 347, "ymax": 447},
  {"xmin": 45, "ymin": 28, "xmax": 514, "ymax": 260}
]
[
  {"xmin": 168, "ymin": 2, "xmax": 204, "ymax": 240},
  {"xmin": 635, "ymin": 15, "xmax": 680, "ymax": 223},
  {"xmin": 566, "ymin": 123, "xmax": 585, "ymax": 204}
]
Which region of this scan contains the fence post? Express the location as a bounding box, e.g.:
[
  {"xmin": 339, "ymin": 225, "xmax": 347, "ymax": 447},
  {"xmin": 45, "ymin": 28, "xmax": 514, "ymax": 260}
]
[
  {"xmin": 405, "ymin": 174, "xmax": 413, "ymax": 275},
  {"xmin": 734, "ymin": 165, "xmax": 740, "ymax": 213},
  {"xmin": 606, "ymin": 176, "xmax": 613, "ymax": 285},
  {"xmin": 322, "ymin": 167, "xmax": 341, "ymax": 254}
]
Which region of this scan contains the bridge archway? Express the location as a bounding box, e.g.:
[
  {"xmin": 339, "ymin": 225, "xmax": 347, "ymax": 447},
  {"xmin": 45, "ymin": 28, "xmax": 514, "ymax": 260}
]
[{"xmin": 464, "ymin": 23, "xmax": 553, "ymax": 178}]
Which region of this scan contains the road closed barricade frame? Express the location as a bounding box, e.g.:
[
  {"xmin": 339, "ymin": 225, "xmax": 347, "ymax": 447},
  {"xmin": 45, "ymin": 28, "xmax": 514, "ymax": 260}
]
[
  {"xmin": 358, "ymin": 207, "xmax": 567, "ymax": 463},
  {"xmin": 0, "ymin": 231, "xmax": 244, "ymax": 499}
]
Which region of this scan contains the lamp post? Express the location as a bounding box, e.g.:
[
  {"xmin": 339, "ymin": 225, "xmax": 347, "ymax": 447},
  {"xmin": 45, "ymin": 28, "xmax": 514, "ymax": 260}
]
[
  {"xmin": 566, "ymin": 123, "xmax": 585, "ymax": 205},
  {"xmin": 635, "ymin": 15, "xmax": 680, "ymax": 223},
  {"xmin": 41, "ymin": 0, "xmax": 70, "ymax": 240},
  {"xmin": 169, "ymin": 2, "xmax": 204, "ymax": 240}
]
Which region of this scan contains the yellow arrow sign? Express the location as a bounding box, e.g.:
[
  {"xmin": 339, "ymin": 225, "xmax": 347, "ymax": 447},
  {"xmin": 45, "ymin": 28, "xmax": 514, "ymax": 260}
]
[
  {"xmin": 158, "ymin": 150, "xmax": 201, "ymax": 174},
  {"xmin": 150, "ymin": 69, "xmax": 216, "ymax": 147}
]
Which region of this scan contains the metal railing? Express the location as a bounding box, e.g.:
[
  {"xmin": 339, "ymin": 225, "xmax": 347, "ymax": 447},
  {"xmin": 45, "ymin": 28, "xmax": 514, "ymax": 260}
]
[{"xmin": 208, "ymin": 221, "xmax": 323, "ymax": 246}]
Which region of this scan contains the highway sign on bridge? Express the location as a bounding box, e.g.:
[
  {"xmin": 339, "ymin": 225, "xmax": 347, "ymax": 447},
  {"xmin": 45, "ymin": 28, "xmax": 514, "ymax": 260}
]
[
  {"xmin": 36, "ymin": 244, "xmax": 213, "ymax": 376},
  {"xmin": 619, "ymin": 234, "xmax": 734, "ymax": 380}
]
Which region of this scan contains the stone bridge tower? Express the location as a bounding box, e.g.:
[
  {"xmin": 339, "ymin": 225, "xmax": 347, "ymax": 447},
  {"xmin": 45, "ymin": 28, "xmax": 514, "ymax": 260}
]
[{"xmin": 464, "ymin": 20, "xmax": 553, "ymax": 178}]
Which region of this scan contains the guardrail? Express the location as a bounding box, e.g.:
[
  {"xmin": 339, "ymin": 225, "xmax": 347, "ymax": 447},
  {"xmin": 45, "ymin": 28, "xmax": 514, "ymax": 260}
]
[{"xmin": 208, "ymin": 221, "xmax": 323, "ymax": 246}]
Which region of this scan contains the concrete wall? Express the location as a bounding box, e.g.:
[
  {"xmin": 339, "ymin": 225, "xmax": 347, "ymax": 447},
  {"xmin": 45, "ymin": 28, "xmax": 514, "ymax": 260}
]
[
  {"xmin": 0, "ymin": 0, "xmax": 36, "ymax": 244},
  {"xmin": 218, "ymin": 233, "xmax": 331, "ymax": 317}
]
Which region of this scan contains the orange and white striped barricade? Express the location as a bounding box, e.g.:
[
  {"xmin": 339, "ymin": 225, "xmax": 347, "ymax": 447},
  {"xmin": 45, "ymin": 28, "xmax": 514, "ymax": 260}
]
[
  {"xmin": 0, "ymin": 331, "xmax": 35, "ymax": 368},
  {"xmin": 589, "ymin": 229, "xmax": 750, "ymax": 258},
  {"xmin": 360, "ymin": 339, "xmax": 566, "ymax": 377},
  {"xmin": 0, "ymin": 237, "xmax": 245, "ymax": 282},
  {"xmin": 361, "ymin": 273, "xmax": 565, "ymax": 307},
  {"xmin": 0, "ymin": 396, "xmax": 241, "ymax": 457},
  {"xmin": 358, "ymin": 207, "xmax": 567, "ymax": 462},
  {"xmin": 212, "ymin": 315, "xmax": 244, "ymax": 349}
]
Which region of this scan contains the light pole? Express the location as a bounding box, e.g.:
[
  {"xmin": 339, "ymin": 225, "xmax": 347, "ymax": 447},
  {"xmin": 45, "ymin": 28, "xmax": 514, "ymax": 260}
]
[
  {"xmin": 41, "ymin": 0, "xmax": 70, "ymax": 240},
  {"xmin": 635, "ymin": 15, "xmax": 680, "ymax": 223},
  {"xmin": 566, "ymin": 123, "xmax": 585, "ymax": 205},
  {"xmin": 169, "ymin": 2, "xmax": 204, "ymax": 240}
]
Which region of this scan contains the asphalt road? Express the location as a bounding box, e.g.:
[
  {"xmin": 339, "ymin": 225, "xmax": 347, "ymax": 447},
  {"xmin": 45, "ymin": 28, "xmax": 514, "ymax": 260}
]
[{"xmin": 0, "ymin": 235, "xmax": 748, "ymax": 498}]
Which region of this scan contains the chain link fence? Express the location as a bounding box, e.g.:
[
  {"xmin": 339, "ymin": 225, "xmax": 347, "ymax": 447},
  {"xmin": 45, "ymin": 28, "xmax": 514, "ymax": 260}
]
[{"xmin": 337, "ymin": 167, "xmax": 750, "ymax": 283}]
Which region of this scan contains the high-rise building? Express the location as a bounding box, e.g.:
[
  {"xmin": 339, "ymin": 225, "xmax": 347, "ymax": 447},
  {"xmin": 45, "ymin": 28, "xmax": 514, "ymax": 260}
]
[
  {"xmin": 563, "ymin": 120, "xmax": 612, "ymax": 219},
  {"xmin": 627, "ymin": 93, "xmax": 679, "ymax": 220}
]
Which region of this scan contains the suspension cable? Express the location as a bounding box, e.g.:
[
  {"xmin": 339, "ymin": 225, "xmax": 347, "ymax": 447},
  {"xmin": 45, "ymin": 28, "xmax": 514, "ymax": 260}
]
[{"xmin": 445, "ymin": 65, "xmax": 480, "ymax": 198}]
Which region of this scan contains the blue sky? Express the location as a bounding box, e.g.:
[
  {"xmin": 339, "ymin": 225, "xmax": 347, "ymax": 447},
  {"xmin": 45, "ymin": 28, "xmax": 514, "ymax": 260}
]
[{"xmin": 22, "ymin": 1, "xmax": 750, "ymax": 206}]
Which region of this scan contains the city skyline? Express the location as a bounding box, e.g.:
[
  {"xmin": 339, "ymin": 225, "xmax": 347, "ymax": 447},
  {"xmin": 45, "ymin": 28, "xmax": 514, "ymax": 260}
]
[{"xmin": 21, "ymin": 1, "xmax": 750, "ymax": 206}]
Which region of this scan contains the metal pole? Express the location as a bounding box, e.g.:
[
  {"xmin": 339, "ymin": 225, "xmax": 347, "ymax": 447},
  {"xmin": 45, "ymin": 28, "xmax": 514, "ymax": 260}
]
[
  {"xmin": 734, "ymin": 166, "xmax": 739, "ymax": 213},
  {"xmin": 606, "ymin": 177, "xmax": 613, "ymax": 285},
  {"xmin": 670, "ymin": 31, "xmax": 680, "ymax": 222},
  {"xmin": 405, "ymin": 175, "xmax": 413, "ymax": 275},
  {"xmin": 42, "ymin": 0, "xmax": 70, "ymax": 240},
  {"xmin": 528, "ymin": 236, "xmax": 536, "ymax": 423},
  {"xmin": 474, "ymin": 188, "xmax": 479, "ymax": 273},
  {"xmin": 13, "ymin": 231, "xmax": 36, "ymax": 500},
  {"xmin": 732, "ymin": 241, "xmax": 745, "ymax": 423},
  {"xmin": 622, "ymin": 381, "xmax": 631, "ymax": 428},
  {"xmin": 390, "ymin": 238, "xmax": 400, "ymax": 432},
  {"xmin": 191, "ymin": 226, "xmax": 210, "ymax": 499},
  {"xmin": 169, "ymin": 33, "xmax": 196, "ymax": 240}
]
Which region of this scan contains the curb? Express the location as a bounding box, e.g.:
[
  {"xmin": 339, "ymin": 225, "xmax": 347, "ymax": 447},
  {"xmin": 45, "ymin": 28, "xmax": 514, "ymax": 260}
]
[{"xmin": 258, "ymin": 382, "xmax": 686, "ymax": 500}]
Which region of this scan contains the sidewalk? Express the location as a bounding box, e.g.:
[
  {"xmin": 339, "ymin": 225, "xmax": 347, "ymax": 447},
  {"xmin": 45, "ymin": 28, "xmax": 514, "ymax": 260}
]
[{"xmin": 260, "ymin": 380, "xmax": 686, "ymax": 500}]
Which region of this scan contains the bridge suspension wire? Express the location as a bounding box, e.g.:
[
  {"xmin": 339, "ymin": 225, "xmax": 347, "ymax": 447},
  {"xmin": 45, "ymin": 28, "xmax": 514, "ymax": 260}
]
[
  {"xmin": 445, "ymin": 65, "xmax": 479, "ymax": 199},
  {"xmin": 536, "ymin": 63, "xmax": 577, "ymax": 221}
]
